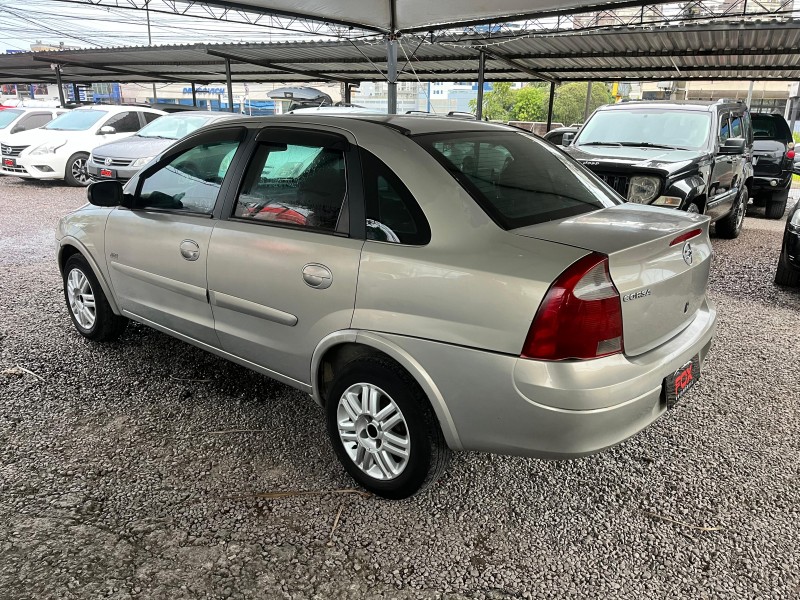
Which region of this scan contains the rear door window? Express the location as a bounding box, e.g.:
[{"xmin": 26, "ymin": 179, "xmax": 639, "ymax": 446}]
[
  {"xmin": 105, "ymin": 111, "xmax": 142, "ymax": 133},
  {"xmin": 232, "ymin": 140, "xmax": 348, "ymax": 234},
  {"xmin": 415, "ymin": 131, "xmax": 619, "ymax": 230},
  {"xmin": 719, "ymin": 113, "xmax": 731, "ymax": 143}
]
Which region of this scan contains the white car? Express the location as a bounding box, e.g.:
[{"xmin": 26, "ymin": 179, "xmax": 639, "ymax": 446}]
[
  {"xmin": 1, "ymin": 105, "xmax": 164, "ymax": 186},
  {"xmin": 0, "ymin": 107, "xmax": 67, "ymax": 148}
]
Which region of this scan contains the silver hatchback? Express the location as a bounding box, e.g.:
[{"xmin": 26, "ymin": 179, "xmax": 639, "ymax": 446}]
[{"xmin": 56, "ymin": 116, "xmax": 716, "ymax": 498}]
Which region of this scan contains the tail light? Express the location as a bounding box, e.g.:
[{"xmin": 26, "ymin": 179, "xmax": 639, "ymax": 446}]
[
  {"xmin": 787, "ymin": 150, "xmax": 795, "ymax": 160},
  {"xmin": 521, "ymin": 253, "xmax": 623, "ymax": 361}
]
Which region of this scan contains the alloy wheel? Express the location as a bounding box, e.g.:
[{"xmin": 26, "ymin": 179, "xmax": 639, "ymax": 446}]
[
  {"xmin": 71, "ymin": 158, "xmax": 89, "ymax": 185},
  {"xmin": 336, "ymin": 382, "xmax": 410, "ymax": 481},
  {"xmin": 66, "ymin": 268, "xmax": 96, "ymax": 329}
]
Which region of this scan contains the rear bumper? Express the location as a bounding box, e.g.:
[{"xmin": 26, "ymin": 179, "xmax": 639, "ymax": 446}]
[
  {"xmin": 751, "ymin": 173, "xmax": 791, "ymax": 193},
  {"xmin": 379, "ymin": 298, "xmax": 717, "ymax": 459}
]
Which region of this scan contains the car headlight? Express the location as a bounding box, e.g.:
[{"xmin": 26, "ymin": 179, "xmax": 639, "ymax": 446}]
[
  {"xmin": 130, "ymin": 156, "xmax": 155, "ymax": 168},
  {"xmin": 29, "ymin": 140, "xmax": 66, "ymax": 155},
  {"xmin": 627, "ymin": 175, "xmax": 660, "ymax": 204},
  {"xmin": 652, "ymin": 195, "xmax": 682, "ymax": 207}
]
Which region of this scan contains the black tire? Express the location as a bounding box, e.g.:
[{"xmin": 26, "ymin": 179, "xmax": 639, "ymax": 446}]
[
  {"xmin": 716, "ymin": 186, "xmax": 747, "ymax": 239},
  {"xmin": 765, "ymin": 188, "xmax": 789, "ymax": 220},
  {"xmin": 64, "ymin": 152, "xmax": 91, "ymax": 187},
  {"xmin": 63, "ymin": 254, "xmax": 127, "ymax": 341},
  {"xmin": 325, "ymin": 355, "xmax": 451, "ymax": 499},
  {"xmin": 775, "ymin": 248, "xmax": 800, "ymax": 287}
]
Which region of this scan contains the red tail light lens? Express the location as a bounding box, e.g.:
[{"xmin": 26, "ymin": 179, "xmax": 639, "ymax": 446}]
[
  {"xmin": 669, "ymin": 228, "xmax": 702, "ymax": 246},
  {"xmin": 521, "ymin": 253, "xmax": 623, "ymax": 361},
  {"xmin": 787, "ymin": 150, "xmax": 795, "ymax": 160}
]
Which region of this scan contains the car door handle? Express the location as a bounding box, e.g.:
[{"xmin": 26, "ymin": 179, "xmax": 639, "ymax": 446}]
[
  {"xmin": 302, "ymin": 263, "xmax": 332, "ymax": 289},
  {"xmin": 180, "ymin": 239, "xmax": 200, "ymax": 261}
]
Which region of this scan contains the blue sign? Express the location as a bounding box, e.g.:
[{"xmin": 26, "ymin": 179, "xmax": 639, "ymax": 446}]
[
  {"xmin": 183, "ymin": 86, "xmax": 226, "ymax": 95},
  {"xmin": 5, "ymin": 49, "xmax": 24, "ymax": 54}
]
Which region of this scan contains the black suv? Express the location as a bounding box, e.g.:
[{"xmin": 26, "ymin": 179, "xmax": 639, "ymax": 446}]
[
  {"xmin": 750, "ymin": 112, "xmax": 794, "ymax": 219},
  {"xmin": 565, "ymin": 100, "xmax": 752, "ymax": 238}
]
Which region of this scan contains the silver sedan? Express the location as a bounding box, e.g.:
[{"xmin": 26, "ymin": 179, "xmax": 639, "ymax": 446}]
[{"xmin": 55, "ymin": 115, "xmax": 716, "ymax": 498}]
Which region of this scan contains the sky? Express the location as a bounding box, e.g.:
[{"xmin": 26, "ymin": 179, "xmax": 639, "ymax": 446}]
[{"xmin": 0, "ymin": 0, "xmax": 350, "ymax": 52}]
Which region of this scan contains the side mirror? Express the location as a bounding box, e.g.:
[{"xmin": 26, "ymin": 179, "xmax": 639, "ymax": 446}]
[
  {"xmin": 87, "ymin": 180, "xmax": 123, "ymax": 207},
  {"xmin": 562, "ymin": 132, "xmax": 575, "ymax": 146},
  {"xmin": 719, "ymin": 137, "xmax": 746, "ymax": 155},
  {"xmin": 98, "ymin": 125, "xmax": 117, "ymax": 135}
]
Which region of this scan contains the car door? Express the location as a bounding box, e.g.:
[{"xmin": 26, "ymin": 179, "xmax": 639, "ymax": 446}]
[
  {"xmin": 707, "ymin": 111, "xmax": 735, "ymax": 220},
  {"xmin": 105, "ymin": 127, "xmax": 245, "ymax": 346},
  {"xmin": 207, "ymin": 126, "xmax": 364, "ymax": 385}
]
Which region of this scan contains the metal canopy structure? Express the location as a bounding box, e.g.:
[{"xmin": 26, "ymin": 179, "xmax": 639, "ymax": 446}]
[{"xmin": 3, "ymin": 19, "xmax": 800, "ymax": 87}]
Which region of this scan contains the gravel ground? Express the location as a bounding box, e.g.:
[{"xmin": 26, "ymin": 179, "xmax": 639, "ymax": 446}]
[{"xmin": 0, "ymin": 174, "xmax": 798, "ymax": 600}]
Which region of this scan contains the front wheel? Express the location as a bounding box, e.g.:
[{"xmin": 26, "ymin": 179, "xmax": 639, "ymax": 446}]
[
  {"xmin": 326, "ymin": 356, "xmax": 451, "ymax": 499},
  {"xmin": 64, "ymin": 152, "xmax": 91, "ymax": 187},
  {"xmin": 63, "ymin": 254, "xmax": 127, "ymax": 341},
  {"xmin": 715, "ymin": 186, "xmax": 747, "ymax": 239}
]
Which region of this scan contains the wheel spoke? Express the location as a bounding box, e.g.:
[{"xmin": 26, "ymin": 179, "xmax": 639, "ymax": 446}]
[
  {"xmin": 82, "ymin": 295, "xmax": 95, "ymax": 309},
  {"xmin": 359, "ymin": 384, "xmax": 370, "ymax": 413},
  {"xmin": 368, "ymin": 386, "xmax": 379, "ymax": 416},
  {"xmin": 381, "ymin": 411, "xmax": 403, "ymax": 432},
  {"xmin": 373, "ymin": 450, "xmax": 394, "ymax": 479},
  {"xmin": 343, "ymin": 392, "xmax": 361, "ymax": 421},
  {"xmin": 382, "ymin": 432, "xmax": 409, "ymax": 459}
]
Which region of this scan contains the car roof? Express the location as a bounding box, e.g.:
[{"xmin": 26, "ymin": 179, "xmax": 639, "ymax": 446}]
[
  {"xmin": 205, "ymin": 114, "xmax": 512, "ymax": 136},
  {"xmin": 72, "ymin": 105, "xmax": 163, "ymax": 114},
  {"xmin": 594, "ymin": 100, "xmax": 743, "ymax": 113}
]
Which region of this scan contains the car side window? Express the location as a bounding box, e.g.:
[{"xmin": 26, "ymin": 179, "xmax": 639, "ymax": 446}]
[
  {"xmin": 232, "ymin": 141, "xmax": 347, "ymax": 233},
  {"xmin": 731, "ymin": 115, "xmax": 743, "ymax": 138},
  {"xmin": 105, "ymin": 111, "xmax": 141, "ymax": 134},
  {"xmin": 17, "ymin": 113, "xmax": 52, "ymax": 131},
  {"xmin": 361, "ymin": 150, "xmax": 431, "ymax": 245},
  {"xmin": 138, "ymin": 140, "xmax": 240, "ymax": 214},
  {"xmin": 719, "ymin": 113, "xmax": 731, "ymax": 144},
  {"xmin": 143, "ymin": 112, "xmax": 161, "ymax": 124}
]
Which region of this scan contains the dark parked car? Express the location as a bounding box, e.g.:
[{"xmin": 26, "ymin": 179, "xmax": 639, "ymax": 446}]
[
  {"xmin": 775, "ymin": 200, "xmax": 800, "ymax": 286},
  {"xmin": 565, "ymin": 99, "xmax": 752, "ymax": 239},
  {"xmin": 750, "ymin": 112, "xmax": 794, "ymax": 219}
]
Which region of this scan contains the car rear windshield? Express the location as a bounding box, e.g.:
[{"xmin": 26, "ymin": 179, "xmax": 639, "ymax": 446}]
[
  {"xmin": 751, "ymin": 114, "xmax": 793, "ymax": 141},
  {"xmin": 415, "ymin": 130, "xmax": 620, "ymax": 230},
  {"xmin": 44, "ymin": 109, "xmax": 106, "ymax": 131},
  {"xmin": 575, "ymin": 109, "xmax": 712, "ymax": 150},
  {"xmin": 0, "ymin": 109, "xmax": 24, "ymax": 129},
  {"xmin": 137, "ymin": 115, "xmax": 214, "ymax": 139}
]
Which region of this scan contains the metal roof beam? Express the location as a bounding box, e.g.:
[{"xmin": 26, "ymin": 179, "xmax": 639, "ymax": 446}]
[
  {"xmin": 206, "ymin": 49, "xmax": 360, "ymax": 84},
  {"xmin": 31, "ymin": 56, "xmax": 191, "ymax": 84},
  {"xmin": 481, "ymin": 48, "xmax": 556, "ymax": 83}
]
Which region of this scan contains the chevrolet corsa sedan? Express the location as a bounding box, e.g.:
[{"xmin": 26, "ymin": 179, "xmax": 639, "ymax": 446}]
[{"xmin": 56, "ymin": 116, "xmax": 717, "ymax": 498}]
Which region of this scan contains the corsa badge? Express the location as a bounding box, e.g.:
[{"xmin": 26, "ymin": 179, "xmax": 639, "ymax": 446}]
[{"xmin": 682, "ymin": 242, "xmax": 693, "ymax": 266}]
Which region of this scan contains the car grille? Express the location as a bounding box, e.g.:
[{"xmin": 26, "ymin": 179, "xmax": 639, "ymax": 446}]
[
  {"xmin": 594, "ymin": 172, "xmax": 630, "ymax": 198},
  {"xmin": 1, "ymin": 164, "xmax": 28, "ymax": 174},
  {"xmin": 1, "ymin": 144, "xmax": 29, "ymax": 157},
  {"xmin": 92, "ymin": 155, "xmax": 133, "ymax": 168}
]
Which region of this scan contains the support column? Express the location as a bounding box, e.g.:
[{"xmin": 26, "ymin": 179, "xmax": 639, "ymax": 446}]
[
  {"xmin": 344, "ymin": 83, "xmax": 352, "ymax": 105},
  {"xmin": 745, "ymin": 80, "xmax": 754, "ymax": 109},
  {"xmin": 387, "ymin": 36, "xmax": 398, "ymax": 115},
  {"xmin": 72, "ymin": 83, "xmax": 79, "ymax": 104},
  {"xmin": 191, "ymin": 82, "xmax": 197, "ymax": 107},
  {"xmin": 54, "ymin": 64, "xmax": 66, "ymax": 107},
  {"xmin": 583, "ymin": 81, "xmax": 593, "ymax": 122},
  {"xmin": 225, "ymin": 58, "xmax": 234, "ymax": 113},
  {"xmin": 476, "ymin": 50, "xmax": 486, "ymax": 120},
  {"xmin": 546, "ymin": 81, "xmax": 557, "ymax": 132}
]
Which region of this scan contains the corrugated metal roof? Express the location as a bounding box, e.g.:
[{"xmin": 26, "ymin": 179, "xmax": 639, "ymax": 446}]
[{"xmin": 2, "ymin": 19, "xmax": 800, "ymax": 85}]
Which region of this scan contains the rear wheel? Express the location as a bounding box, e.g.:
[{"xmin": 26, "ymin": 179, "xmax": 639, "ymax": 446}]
[
  {"xmin": 765, "ymin": 188, "xmax": 789, "ymax": 220},
  {"xmin": 325, "ymin": 356, "xmax": 450, "ymax": 499},
  {"xmin": 64, "ymin": 152, "xmax": 91, "ymax": 187},
  {"xmin": 716, "ymin": 186, "xmax": 747, "ymax": 239},
  {"xmin": 63, "ymin": 254, "xmax": 127, "ymax": 341},
  {"xmin": 775, "ymin": 248, "xmax": 800, "ymax": 287}
]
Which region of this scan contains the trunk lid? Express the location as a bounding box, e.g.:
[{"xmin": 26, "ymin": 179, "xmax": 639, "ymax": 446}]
[{"xmin": 512, "ymin": 204, "xmax": 712, "ymax": 356}]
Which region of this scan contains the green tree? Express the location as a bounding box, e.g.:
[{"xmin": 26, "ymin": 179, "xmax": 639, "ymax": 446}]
[
  {"xmin": 511, "ymin": 85, "xmax": 547, "ymax": 121},
  {"xmin": 552, "ymin": 82, "xmax": 613, "ymax": 126},
  {"xmin": 470, "ymin": 82, "xmax": 516, "ymax": 121}
]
